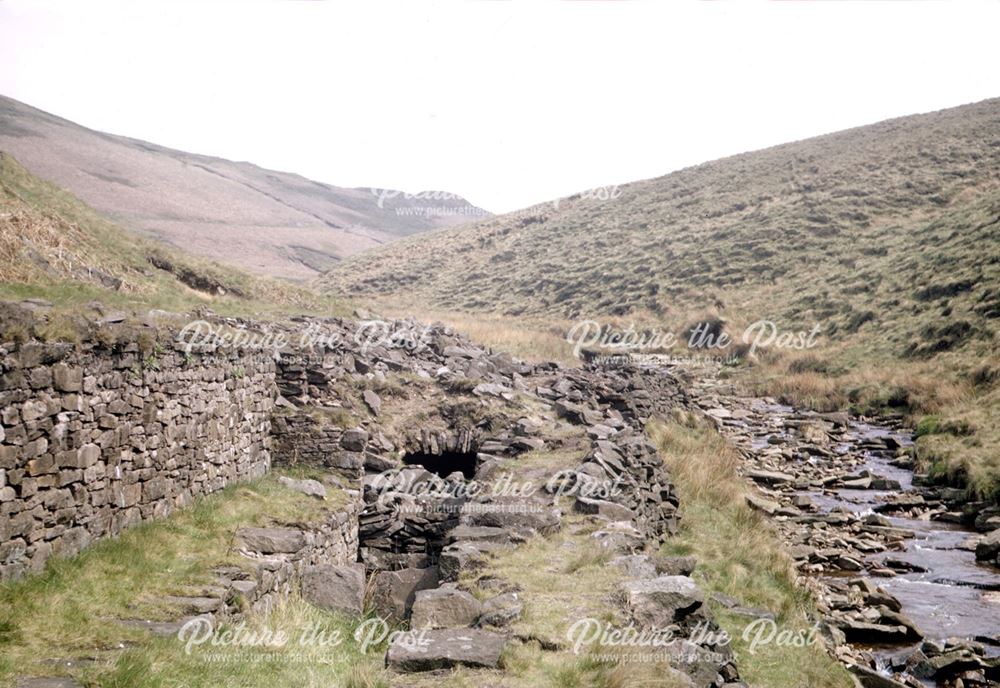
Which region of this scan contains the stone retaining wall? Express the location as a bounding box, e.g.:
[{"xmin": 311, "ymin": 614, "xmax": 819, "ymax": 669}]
[
  {"xmin": 227, "ymin": 499, "xmax": 361, "ymax": 615},
  {"xmin": 0, "ymin": 335, "xmax": 275, "ymax": 579}
]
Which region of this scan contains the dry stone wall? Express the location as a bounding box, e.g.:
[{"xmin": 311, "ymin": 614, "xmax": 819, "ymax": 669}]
[{"xmin": 0, "ymin": 331, "xmax": 275, "ymax": 579}]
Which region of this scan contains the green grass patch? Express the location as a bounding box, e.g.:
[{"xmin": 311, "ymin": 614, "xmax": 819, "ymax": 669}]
[
  {"xmin": 649, "ymin": 418, "xmax": 853, "ymax": 688},
  {"xmin": 0, "ymin": 473, "xmax": 354, "ymax": 685}
]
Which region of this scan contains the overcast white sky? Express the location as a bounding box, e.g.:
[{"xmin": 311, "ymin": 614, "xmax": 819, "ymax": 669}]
[{"xmin": 1, "ymin": 1, "xmax": 998, "ymax": 213}]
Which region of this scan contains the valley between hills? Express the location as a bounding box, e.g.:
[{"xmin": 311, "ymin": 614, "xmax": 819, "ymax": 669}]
[{"xmin": 1, "ymin": 96, "xmax": 999, "ymax": 688}]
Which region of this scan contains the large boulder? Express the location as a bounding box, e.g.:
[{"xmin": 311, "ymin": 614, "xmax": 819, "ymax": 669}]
[
  {"xmin": 386, "ymin": 628, "xmax": 505, "ymax": 671},
  {"xmin": 340, "ymin": 427, "xmax": 369, "ymax": 451},
  {"xmin": 612, "ymin": 554, "xmax": 658, "ymax": 579},
  {"xmin": 975, "ymin": 528, "xmax": 1000, "ymax": 562},
  {"xmin": 300, "ymin": 564, "xmax": 365, "ymax": 616},
  {"xmin": 371, "ymin": 566, "xmax": 439, "ymax": 620},
  {"xmin": 478, "ymin": 592, "xmax": 523, "ymax": 627},
  {"xmin": 409, "ymin": 588, "xmax": 482, "ymax": 629},
  {"xmin": 621, "ymin": 575, "xmax": 705, "ymax": 627}
]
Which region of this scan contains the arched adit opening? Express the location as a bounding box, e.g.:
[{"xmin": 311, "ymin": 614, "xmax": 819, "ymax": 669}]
[{"xmin": 402, "ymin": 450, "xmax": 478, "ymax": 480}]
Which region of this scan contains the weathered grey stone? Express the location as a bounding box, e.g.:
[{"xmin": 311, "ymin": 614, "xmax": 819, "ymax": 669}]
[
  {"xmin": 478, "ymin": 592, "xmax": 523, "ymax": 627},
  {"xmin": 590, "ymin": 521, "xmax": 645, "ymax": 554},
  {"xmin": 911, "ymin": 650, "xmax": 984, "ymax": 680},
  {"xmin": 52, "ymin": 364, "xmax": 83, "ymax": 392},
  {"xmin": 573, "ymin": 496, "xmax": 634, "ymax": 521},
  {"xmin": 439, "ymin": 541, "xmax": 505, "ymax": 581},
  {"xmin": 466, "ymin": 502, "xmax": 561, "ymax": 536},
  {"xmin": 410, "ymin": 588, "xmax": 482, "ymax": 629},
  {"xmin": 385, "ymin": 628, "xmax": 505, "ymax": 671},
  {"xmin": 849, "ymin": 663, "xmax": 910, "ymax": 688},
  {"xmin": 612, "ymin": 554, "xmax": 659, "ymax": 578},
  {"xmin": 20, "ymin": 400, "xmax": 49, "ymax": 422},
  {"xmin": 747, "ymin": 469, "xmax": 795, "ymax": 485},
  {"xmin": 301, "ymin": 564, "xmax": 365, "ymax": 616},
  {"xmin": 234, "ymin": 527, "xmax": 306, "ymax": 554},
  {"xmin": 975, "ymin": 528, "xmax": 1000, "ymax": 562},
  {"xmin": 277, "ymin": 476, "xmax": 327, "ymax": 500},
  {"xmin": 162, "ymin": 596, "xmax": 224, "ymax": 615},
  {"xmin": 371, "ymin": 566, "xmax": 439, "ymax": 620},
  {"xmin": 654, "ymin": 555, "xmax": 697, "ymax": 577},
  {"xmin": 340, "ymin": 428, "xmax": 369, "ymax": 451},
  {"xmin": 621, "ymin": 575, "xmax": 705, "ymax": 627},
  {"xmin": 327, "ymin": 451, "xmax": 364, "ymax": 471},
  {"xmin": 363, "ymin": 389, "xmax": 381, "ymax": 415},
  {"xmin": 745, "ymin": 493, "xmax": 781, "ymax": 515},
  {"xmin": 447, "ymin": 525, "xmax": 510, "ymax": 544}
]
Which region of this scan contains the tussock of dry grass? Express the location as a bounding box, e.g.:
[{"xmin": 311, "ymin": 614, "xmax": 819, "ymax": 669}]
[
  {"xmin": 744, "ymin": 346, "xmax": 972, "ymax": 416},
  {"xmin": 649, "ymin": 417, "xmax": 853, "ymax": 688},
  {"xmin": 362, "ymin": 301, "xmax": 579, "ymax": 364}
]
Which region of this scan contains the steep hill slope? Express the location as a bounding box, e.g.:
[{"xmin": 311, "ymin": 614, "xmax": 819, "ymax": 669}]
[
  {"xmin": 322, "ymin": 98, "xmax": 1000, "ymax": 341},
  {"xmin": 0, "ymin": 151, "xmax": 341, "ymax": 317},
  {"xmin": 321, "ymin": 98, "xmax": 1000, "ymax": 495},
  {"xmin": 0, "ymin": 95, "xmax": 486, "ymax": 280}
]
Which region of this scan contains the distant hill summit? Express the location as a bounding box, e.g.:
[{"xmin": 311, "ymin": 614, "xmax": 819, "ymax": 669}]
[{"xmin": 0, "ymin": 95, "xmax": 487, "ymax": 281}]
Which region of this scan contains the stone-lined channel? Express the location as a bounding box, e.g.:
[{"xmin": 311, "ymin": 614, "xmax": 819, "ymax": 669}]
[{"xmin": 686, "ymin": 367, "xmax": 1000, "ymax": 686}]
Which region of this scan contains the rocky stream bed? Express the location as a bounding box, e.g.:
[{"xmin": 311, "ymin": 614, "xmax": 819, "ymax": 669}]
[{"xmin": 684, "ymin": 365, "xmax": 1000, "ymax": 688}]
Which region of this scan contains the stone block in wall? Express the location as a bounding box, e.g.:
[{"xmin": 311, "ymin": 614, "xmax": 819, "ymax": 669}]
[{"xmin": 52, "ymin": 364, "xmax": 83, "ymax": 392}]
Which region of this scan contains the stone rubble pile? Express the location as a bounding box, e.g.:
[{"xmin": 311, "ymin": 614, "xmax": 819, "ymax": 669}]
[{"xmin": 1, "ymin": 305, "xmax": 746, "ymax": 685}]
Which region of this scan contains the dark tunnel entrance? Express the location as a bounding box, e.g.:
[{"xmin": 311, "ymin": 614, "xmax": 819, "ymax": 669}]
[{"xmin": 402, "ymin": 450, "xmax": 478, "ymax": 480}]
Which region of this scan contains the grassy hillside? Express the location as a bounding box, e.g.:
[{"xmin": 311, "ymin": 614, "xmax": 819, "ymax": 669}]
[
  {"xmin": 0, "ymin": 95, "xmax": 487, "ymax": 280},
  {"xmin": 0, "ymin": 151, "xmax": 346, "ymax": 318},
  {"xmin": 320, "ymin": 98, "xmax": 1000, "ymax": 497}
]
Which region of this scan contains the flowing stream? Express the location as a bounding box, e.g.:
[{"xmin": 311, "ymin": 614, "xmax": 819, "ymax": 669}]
[{"xmin": 744, "ymin": 399, "xmax": 1000, "ymax": 671}]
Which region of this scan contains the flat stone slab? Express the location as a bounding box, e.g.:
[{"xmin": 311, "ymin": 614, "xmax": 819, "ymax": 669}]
[
  {"xmin": 410, "ymin": 588, "xmax": 482, "ymax": 629},
  {"xmin": 301, "ymin": 564, "xmax": 365, "ymax": 616},
  {"xmin": 372, "ymin": 566, "xmax": 440, "ymax": 620},
  {"xmin": 621, "ymin": 575, "xmax": 705, "ymax": 627},
  {"xmin": 386, "ymin": 628, "xmax": 505, "ymax": 672},
  {"xmin": 234, "ymin": 527, "xmax": 306, "ymax": 554},
  {"xmin": 478, "ymin": 592, "xmax": 523, "ymax": 627},
  {"xmin": 745, "ymin": 493, "xmax": 781, "ymax": 515},
  {"xmin": 747, "ymin": 469, "xmax": 795, "ymax": 485},
  {"xmin": 162, "ymin": 595, "xmax": 223, "ymax": 615},
  {"xmin": 17, "ymin": 678, "xmax": 84, "ymax": 688},
  {"xmin": 447, "ymin": 525, "xmax": 510, "ymax": 544},
  {"xmin": 277, "ymin": 476, "xmax": 327, "ymax": 500},
  {"xmin": 116, "ymin": 615, "xmax": 211, "ymax": 637},
  {"xmin": 573, "ymin": 496, "xmax": 634, "ymax": 521}
]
